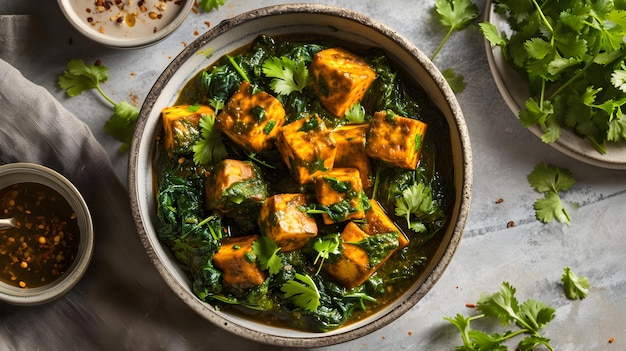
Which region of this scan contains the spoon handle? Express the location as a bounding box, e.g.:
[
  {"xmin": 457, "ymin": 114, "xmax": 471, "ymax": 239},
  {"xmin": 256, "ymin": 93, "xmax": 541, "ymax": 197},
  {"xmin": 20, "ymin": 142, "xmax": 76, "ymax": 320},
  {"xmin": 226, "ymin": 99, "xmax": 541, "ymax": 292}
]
[{"xmin": 0, "ymin": 217, "xmax": 16, "ymax": 229}]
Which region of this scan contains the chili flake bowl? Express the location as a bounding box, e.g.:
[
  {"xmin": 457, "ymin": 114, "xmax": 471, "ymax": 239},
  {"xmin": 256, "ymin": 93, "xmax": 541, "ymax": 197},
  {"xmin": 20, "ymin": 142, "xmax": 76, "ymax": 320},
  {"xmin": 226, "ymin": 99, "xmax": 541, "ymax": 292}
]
[
  {"xmin": 0, "ymin": 163, "xmax": 94, "ymax": 306},
  {"xmin": 57, "ymin": 0, "xmax": 194, "ymax": 49},
  {"xmin": 128, "ymin": 4, "xmax": 472, "ymax": 347}
]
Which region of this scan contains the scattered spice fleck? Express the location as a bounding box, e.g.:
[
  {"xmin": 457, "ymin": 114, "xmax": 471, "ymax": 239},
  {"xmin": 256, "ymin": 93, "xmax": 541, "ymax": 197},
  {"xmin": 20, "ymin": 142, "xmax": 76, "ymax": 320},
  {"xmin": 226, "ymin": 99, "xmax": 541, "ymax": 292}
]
[
  {"xmin": 407, "ymin": 331, "xmax": 413, "ymax": 336},
  {"xmin": 191, "ymin": 7, "xmax": 199, "ymax": 14},
  {"xmin": 204, "ymin": 21, "xmax": 211, "ymax": 27},
  {"xmin": 193, "ymin": 30, "xmax": 199, "ymax": 36},
  {"xmin": 495, "ymin": 198, "xmax": 504, "ymax": 204},
  {"xmin": 609, "ymin": 337, "xmax": 615, "ymax": 343},
  {"xmin": 507, "ymin": 220, "xmax": 515, "ymax": 228},
  {"xmin": 94, "ymin": 59, "xmax": 102, "ymax": 66},
  {"xmin": 465, "ymin": 303, "xmax": 476, "ymax": 308}
]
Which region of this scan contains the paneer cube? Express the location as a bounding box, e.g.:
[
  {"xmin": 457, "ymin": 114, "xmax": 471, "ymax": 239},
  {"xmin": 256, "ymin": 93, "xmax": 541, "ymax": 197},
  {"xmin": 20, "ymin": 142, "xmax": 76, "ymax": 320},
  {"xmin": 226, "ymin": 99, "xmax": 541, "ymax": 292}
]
[
  {"xmin": 324, "ymin": 216, "xmax": 403, "ymax": 289},
  {"xmin": 212, "ymin": 235, "xmax": 266, "ymax": 295},
  {"xmin": 332, "ymin": 124, "xmax": 373, "ymax": 190},
  {"xmin": 205, "ymin": 159, "xmax": 267, "ymax": 231},
  {"xmin": 323, "ymin": 222, "xmax": 370, "ymax": 288},
  {"xmin": 314, "ymin": 168, "xmax": 366, "ymax": 225},
  {"xmin": 365, "ymin": 110, "xmax": 427, "ymax": 170},
  {"xmin": 216, "ymin": 81, "xmax": 286, "ymax": 152},
  {"xmin": 359, "ymin": 200, "xmax": 409, "ymax": 250},
  {"xmin": 275, "ymin": 115, "xmax": 337, "ymax": 184},
  {"xmin": 161, "ymin": 104, "xmax": 215, "ymax": 157},
  {"xmin": 309, "ymin": 47, "xmax": 376, "ymax": 117},
  {"xmin": 258, "ymin": 194, "xmax": 318, "ymax": 252}
]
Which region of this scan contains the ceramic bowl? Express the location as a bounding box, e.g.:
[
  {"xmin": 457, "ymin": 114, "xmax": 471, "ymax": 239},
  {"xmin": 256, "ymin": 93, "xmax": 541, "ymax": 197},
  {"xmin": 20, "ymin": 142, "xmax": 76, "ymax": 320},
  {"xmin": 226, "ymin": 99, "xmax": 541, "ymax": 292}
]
[
  {"xmin": 0, "ymin": 163, "xmax": 94, "ymax": 305},
  {"xmin": 128, "ymin": 4, "xmax": 472, "ymax": 347},
  {"xmin": 57, "ymin": 0, "xmax": 194, "ymax": 48}
]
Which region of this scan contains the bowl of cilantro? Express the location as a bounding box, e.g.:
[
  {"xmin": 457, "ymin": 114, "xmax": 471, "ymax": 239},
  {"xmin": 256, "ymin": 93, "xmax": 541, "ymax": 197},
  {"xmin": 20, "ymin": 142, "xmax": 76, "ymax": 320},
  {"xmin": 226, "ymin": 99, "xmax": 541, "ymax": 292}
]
[
  {"xmin": 482, "ymin": 0, "xmax": 626, "ymax": 169},
  {"xmin": 128, "ymin": 3, "xmax": 472, "ymax": 347}
]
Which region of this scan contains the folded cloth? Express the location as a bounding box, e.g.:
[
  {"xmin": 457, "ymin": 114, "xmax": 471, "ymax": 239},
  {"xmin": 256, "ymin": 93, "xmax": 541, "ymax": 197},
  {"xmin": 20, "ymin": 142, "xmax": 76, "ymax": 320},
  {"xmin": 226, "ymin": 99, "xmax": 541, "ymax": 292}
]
[{"xmin": 0, "ymin": 59, "xmax": 266, "ymax": 350}]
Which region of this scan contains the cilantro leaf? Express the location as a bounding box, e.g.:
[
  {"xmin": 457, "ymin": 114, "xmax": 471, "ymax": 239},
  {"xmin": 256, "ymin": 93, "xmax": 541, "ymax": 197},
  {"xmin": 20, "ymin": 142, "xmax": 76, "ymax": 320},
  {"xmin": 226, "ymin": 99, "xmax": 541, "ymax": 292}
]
[
  {"xmin": 435, "ymin": 0, "xmax": 479, "ymax": 32},
  {"xmin": 395, "ymin": 181, "xmax": 444, "ymax": 233},
  {"xmin": 442, "ymin": 67, "xmax": 467, "ymax": 94},
  {"xmin": 252, "ymin": 236, "xmax": 282, "ymax": 275},
  {"xmin": 103, "ymin": 101, "xmax": 139, "ymax": 153},
  {"xmin": 197, "ymin": 0, "xmax": 226, "ymax": 12},
  {"xmin": 281, "ymin": 273, "xmax": 320, "ymax": 312},
  {"xmin": 561, "ymin": 267, "xmax": 590, "ymax": 300},
  {"xmin": 345, "ymin": 103, "xmax": 366, "ymax": 124},
  {"xmin": 58, "ymin": 59, "xmax": 108, "ymax": 97},
  {"xmin": 262, "ymin": 56, "xmax": 309, "ymax": 95},
  {"xmin": 533, "ymin": 192, "xmax": 571, "ymax": 224},
  {"xmin": 527, "ymin": 162, "xmax": 575, "ymax": 194},
  {"xmin": 192, "ymin": 114, "xmax": 228, "ymax": 165},
  {"xmin": 312, "ymin": 233, "xmax": 341, "ymax": 274}
]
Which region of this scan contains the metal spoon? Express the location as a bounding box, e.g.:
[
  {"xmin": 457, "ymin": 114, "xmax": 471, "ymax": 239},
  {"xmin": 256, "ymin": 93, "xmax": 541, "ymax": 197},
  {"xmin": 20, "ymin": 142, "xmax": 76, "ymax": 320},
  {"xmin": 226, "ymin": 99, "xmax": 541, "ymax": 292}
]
[{"xmin": 0, "ymin": 217, "xmax": 16, "ymax": 229}]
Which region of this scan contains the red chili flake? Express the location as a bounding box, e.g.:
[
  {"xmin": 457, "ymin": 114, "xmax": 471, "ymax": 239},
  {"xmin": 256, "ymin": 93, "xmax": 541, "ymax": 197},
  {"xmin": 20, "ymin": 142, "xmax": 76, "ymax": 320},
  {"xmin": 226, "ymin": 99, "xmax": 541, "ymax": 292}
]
[
  {"xmin": 507, "ymin": 221, "xmax": 515, "ymax": 228},
  {"xmin": 193, "ymin": 30, "xmax": 199, "ymax": 36},
  {"xmin": 407, "ymin": 331, "xmax": 413, "ymax": 336},
  {"xmin": 204, "ymin": 21, "xmax": 211, "ymax": 27},
  {"xmin": 495, "ymin": 198, "xmax": 504, "ymax": 204},
  {"xmin": 465, "ymin": 303, "xmax": 476, "ymax": 308},
  {"xmin": 191, "ymin": 7, "xmax": 199, "ymax": 14},
  {"xmin": 609, "ymin": 337, "xmax": 615, "ymax": 343},
  {"xmin": 94, "ymin": 59, "xmax": 102, "ymax": 66}
]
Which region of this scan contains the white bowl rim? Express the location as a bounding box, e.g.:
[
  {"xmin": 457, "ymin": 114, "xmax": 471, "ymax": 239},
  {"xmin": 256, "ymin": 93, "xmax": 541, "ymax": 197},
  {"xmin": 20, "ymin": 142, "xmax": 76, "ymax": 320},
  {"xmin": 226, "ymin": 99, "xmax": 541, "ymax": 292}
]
[
  {"xmin": 0, "ymin": 162, "xmax": 94, "ymax": 305},
  {"xmin": 128, "ymin": 3, "xmax": 473, "ymax": 347},
  {"xmin": 56, "ymin": 0, "xmax": 194, "ymax": 49}
]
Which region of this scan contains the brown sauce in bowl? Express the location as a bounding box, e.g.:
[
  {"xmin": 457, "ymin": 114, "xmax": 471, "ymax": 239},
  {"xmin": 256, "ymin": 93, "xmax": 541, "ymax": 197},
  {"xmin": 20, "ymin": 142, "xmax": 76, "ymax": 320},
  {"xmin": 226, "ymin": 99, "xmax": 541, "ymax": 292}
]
[{"xmin": 0, "ymin": 182, "xmax": 80, "ymax": 289}]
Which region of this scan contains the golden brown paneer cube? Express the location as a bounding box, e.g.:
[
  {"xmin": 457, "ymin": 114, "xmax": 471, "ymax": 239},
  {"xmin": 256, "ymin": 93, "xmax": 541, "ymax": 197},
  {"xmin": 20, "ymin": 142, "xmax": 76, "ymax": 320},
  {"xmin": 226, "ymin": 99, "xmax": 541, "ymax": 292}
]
[
  {"xmin": 275, "ymin": 115, "xmax": 337, "ymax": 184},
  {"xmin": 205, "ymin": 159, "xmax": 267, "ymax": 219},
  {"xmin": 161, "ymin": 104, "xmax": 215, "ymax": 157},
  {"xmin": 324, "ymin": 222, "xmax": 370, "ymax": 288},
  {"xmin": 314, "ymin": 168, "xmax": 366, "ymax": 225},
  {"xmin": 212, "ymin": 235, "xmax": 266, "ymax": 294},
  {"xmin": 309, "ymin": 47, "xmax": 376, "ymax": 117},
  {"xmin": 332, "ymin": 124, "xmax": 373, "ymax": 190},
  {"xmin": 258, "ymin": 194, "xmax": 318, "ymax": 252},
  {"xmin": 365, "ymin": 110, "xmax": 427, "ymax": 170},
  {"xmin": 216, "ymin": 81, "xmax": 286, "ymax": 152},
  {"xmin": 359, "ymin": 200, "xmax": 409, "ymax": 249}
]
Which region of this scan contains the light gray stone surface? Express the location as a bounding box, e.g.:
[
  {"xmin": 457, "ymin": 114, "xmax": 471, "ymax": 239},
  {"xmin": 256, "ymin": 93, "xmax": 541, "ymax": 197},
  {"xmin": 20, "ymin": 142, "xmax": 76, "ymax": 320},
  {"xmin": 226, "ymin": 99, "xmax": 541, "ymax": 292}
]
[{"xmin": 1, "ymin": 0, "xmax": 625, "ymax": 350}]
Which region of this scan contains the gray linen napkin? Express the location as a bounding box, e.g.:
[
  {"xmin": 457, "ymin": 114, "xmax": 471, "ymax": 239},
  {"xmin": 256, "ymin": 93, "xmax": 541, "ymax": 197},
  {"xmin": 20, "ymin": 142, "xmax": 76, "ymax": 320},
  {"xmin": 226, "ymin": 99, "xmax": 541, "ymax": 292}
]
[{"xmin": 0, "ymin": 59, "xmax": 268, "ymax": 350}]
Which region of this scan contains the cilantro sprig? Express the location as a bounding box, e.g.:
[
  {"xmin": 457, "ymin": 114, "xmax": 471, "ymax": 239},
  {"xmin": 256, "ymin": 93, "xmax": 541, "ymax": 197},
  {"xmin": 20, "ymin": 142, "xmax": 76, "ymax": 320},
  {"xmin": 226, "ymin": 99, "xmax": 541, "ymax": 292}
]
[
  {"xmin": 197, "ymin": 0, "xmax": 226, "ymax": 12},
  {"xmin": 58, "ymin": 59, "xmax": 139, "ymax": 153},
  {"xmin": 252, "ymin": 236, "xmax": 282, "ymax": 275},
  {"xmin": 445, "ymin": 282, "xmax": 556, "ymax": 351},
  {"xmin": 527, "ymin": 162, "xmax": 576, "ymax": 224},
  {"xmin": 433, "ymin": 0, "xmax": 479, "ymax": 93},
  {"xmin": 481, "ymin": 0, "xmax": 626, "ymax": 153},
  {"xmin": 312, "ymin": 233, "xmax": 341, "ymax": 275},
  {"xmin": 395, "ymin": 181, "xmax": 444, "ymax": 233},
  {"xmin": 192, "ymin": 113, "xmax": 228, "ymax": 165},
  {"xmin": 281, "ymin": 273, "xmax": 321, "ymax": 312}
]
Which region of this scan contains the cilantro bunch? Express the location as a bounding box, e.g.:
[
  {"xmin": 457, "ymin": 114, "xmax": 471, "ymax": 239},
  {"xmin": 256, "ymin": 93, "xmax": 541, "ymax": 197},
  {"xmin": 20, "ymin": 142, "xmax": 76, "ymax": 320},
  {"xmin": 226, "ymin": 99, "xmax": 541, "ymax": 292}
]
[{"xmin": 481, "ymin": 0, "xmax": 626, "ymax": 153}]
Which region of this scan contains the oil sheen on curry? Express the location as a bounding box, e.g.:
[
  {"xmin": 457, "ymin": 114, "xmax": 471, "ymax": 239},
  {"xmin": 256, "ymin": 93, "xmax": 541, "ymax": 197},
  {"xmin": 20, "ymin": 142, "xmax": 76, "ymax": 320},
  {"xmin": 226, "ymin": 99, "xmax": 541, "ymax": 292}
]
[{"xmin": 153, "ymin": 34, "xmax": 455, "ymax": 332}]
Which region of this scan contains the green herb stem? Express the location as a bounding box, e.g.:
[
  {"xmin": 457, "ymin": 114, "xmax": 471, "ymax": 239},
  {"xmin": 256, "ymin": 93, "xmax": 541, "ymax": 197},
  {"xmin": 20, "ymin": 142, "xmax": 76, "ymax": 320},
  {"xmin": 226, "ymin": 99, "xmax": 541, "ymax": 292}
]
[{"xmin": 430, "ymin": 27, "xmax": 454, "ymax": 61}]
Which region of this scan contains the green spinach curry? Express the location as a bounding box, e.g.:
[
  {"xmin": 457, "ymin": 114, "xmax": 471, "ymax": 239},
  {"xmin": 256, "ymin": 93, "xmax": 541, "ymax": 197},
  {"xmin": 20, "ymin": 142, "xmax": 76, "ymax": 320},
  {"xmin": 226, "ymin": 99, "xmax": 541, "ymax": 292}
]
[{"xmin": 154, "ymin": 34, "xmax": 455, "ymax": 332}]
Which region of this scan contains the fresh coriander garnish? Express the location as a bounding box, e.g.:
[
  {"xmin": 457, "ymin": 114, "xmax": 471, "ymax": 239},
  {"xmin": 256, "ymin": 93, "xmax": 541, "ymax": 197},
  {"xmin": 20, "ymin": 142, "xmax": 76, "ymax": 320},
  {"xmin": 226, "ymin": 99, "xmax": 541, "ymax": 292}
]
[
  {"xmin": 281, "ymin": 273, "xmax": 321, "ymax": 312},
  {"xmin": 197, "ymin": 0, "xmax": 226, "ymax": 12},
  {"xmin": 394, "ymin": 181, "xmax": 444, "ymax": 233},
  {"xmin": 527, "ymin": 162, "xmax": 576, "ymax": 224},
  {"xmin": 481, "ymin": 0, "xmax": 626, "ymax": 153},
  {"xmin": 433, "ymin": 0, "xmax": 479, "ymax": 93},
  {"xmin": 312, "ymin": 233, "xmax": 341, "ymax": 275},
  {"xmin": 252, "ymin": 236, "xmax": 282, "ymax": 275},
  {"xmin": 192, "ymin": 113, "xmax": 228, "ymax": 165},
  {"xmin": 58, "ymin": 59, "xmax": 139, "ymax": 153},
  {"xmin": 561, "ymin": 267, "xmax": 590, "ymax": 300},
  {"xmin": 262, "ymin": 56, "xmax": 309, "ymax": 95},
  {"xmin": 445, "ymin": 282, "xmax": 556, "ymax": 351},
  {"xmin": 345, "ymin": 102, "xmax": 366, "ymax": 124}
]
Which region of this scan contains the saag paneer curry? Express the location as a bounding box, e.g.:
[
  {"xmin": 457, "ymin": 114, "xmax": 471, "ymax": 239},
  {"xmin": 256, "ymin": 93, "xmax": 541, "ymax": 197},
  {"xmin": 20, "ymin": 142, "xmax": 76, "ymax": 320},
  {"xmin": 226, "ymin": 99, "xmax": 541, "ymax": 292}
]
[{"xmin": 153, "ymin": 34, "xmax": 455, "ymax": 332}]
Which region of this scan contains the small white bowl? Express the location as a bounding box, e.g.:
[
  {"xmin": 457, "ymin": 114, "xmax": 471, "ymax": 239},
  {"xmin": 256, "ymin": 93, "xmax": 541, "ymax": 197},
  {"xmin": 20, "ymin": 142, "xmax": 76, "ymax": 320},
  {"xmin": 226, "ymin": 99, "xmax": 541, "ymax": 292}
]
[
  {"xmin": 0, "ymin": 163, "xmax": 94, "ymax": 305},
  {"xmin": 57, "ymin": 0, "xmax": 194, "ymax": 48}
]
